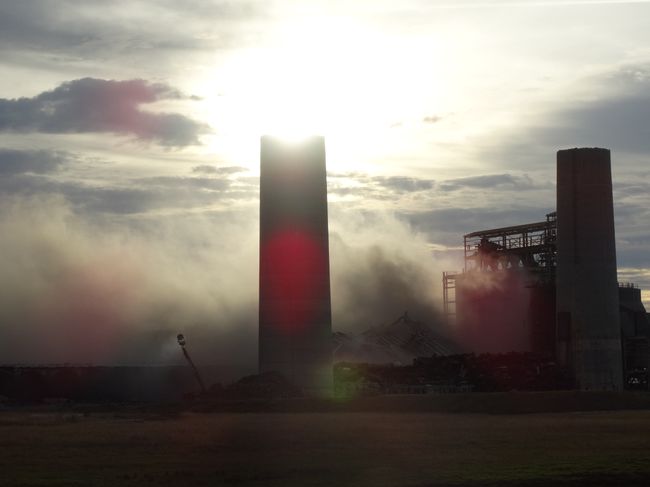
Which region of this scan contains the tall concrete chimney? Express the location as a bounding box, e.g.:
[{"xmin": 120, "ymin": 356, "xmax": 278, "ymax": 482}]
[
  {"xmin": 258, "ymin": 136, "xmax": 333, "ymax": 396},
  {"xmin": 556, "ymin": 148, "xmax": 623, "ymax": 390}
]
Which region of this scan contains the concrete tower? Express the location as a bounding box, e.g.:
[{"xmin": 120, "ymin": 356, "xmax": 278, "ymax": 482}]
[
  {"xmin": 258, "ymin": 135, "xmax": 333, "ymax": 396},
  {"xmin": 556, "ymin": 148, "xmax": 623, "ymax": 390}
]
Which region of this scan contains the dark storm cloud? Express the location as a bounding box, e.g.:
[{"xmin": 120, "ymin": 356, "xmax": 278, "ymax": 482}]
[
  {"xmin": 0, "ymin": 78, "xmax": 208, "ymax": 146},
  {"xmin": 439, "ymin": 173, "xmax": 536, "ymax": 191},
  {"xmin": 0, "ymin": 148, "xmax": 72, "ymax": 175}
]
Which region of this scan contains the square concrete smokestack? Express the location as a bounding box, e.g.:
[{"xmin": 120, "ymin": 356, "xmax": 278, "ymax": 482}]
[
  {"xmin": 258, "ymin": 136, "xmax": 333, "ymax": 397},
  {"xmin": 556, "ymin": 147, "xmax": 623, "ymax": 391}
]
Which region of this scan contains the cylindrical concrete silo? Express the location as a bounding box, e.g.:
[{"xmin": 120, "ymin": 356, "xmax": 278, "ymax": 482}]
[
  {"xmin": 556, "ymin": 148, "xmax": 623, "ymax": 390},
  {"xmin": 258, "ymin": 135, "xmax": 333, "ymax": 396}
]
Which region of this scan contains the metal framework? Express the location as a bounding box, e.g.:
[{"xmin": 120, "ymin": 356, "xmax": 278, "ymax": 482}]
[
  {"xmin": 442, "ymin": 271, "xmax": 457, "ymax": 325},
  {"xmin": 463, "ymin": 212, "xmax": 557, "ymax": 279},
  {"xmin": 442, "ymin": 212, "xmax": 557, "ymax": 325}
]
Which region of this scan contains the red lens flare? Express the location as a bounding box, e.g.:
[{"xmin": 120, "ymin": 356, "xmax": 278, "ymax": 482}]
[{"xmin": 260, "ymin": 229, "xmax": 328, "ymax": 333}]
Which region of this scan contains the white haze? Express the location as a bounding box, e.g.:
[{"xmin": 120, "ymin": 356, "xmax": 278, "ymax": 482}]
[{"xmin": 0, "ymin": 195, "xmax": 451, "ymax": 380}]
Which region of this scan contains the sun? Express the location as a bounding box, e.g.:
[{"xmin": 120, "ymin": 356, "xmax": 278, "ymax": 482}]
[
  {"xmin": 240, "ymin": 17, "xmax": 370, "ymax": 140},
  {"xmin": 192, "ymin": 18, "xmax": 380, "ymax": 163},
  {"xmin": 193, "ymin": 14, "xmax": 451, "ymax": 174}
]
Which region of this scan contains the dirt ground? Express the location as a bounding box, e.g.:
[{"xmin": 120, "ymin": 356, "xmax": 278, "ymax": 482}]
[{"xmin": 2, "ymin": 407, "xmax": 650, "ymax": 486}]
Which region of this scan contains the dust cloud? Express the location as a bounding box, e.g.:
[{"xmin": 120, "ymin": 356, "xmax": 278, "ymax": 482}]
[{"xmin": 0, "ymin": 196, "xmax": 451, "ymax": 378}]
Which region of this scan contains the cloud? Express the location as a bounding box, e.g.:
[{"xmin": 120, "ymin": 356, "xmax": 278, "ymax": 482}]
[
  {"xmin": 0, "ymin": 1, "xmax": 97, "ymax": 53},
  {"xmin": 474, "ymin": 64, "xmax": 650, "ymax": 172},
  {"xmin": 462, "ymin": 64, "xmax": 650, "ymax": 278},
  {"xmin": 0, "ymin": 148, "xmax": 71, "ymax": 175},
  {"xmin": 372, "ymin": 176, "xmax": 434, "ymax": 193},
  {"xmin": 0, "ymin": 175, "xmax": 154, "ymax": 214},
  {"xmin": 328, "ymin": 172, "xmax": 435, "ymax": 200},
  {"xmin": 439, "ymin": 173, "xmax": 536, "ymax": 191},
  {"xmin": 0, "ymin": 169, "xmax": 260, "ymax": 215},
  {"xmin": 0, "ymin": 0, "xmax": 267, "ymax": 58},
  {"xmin": 529, "ymin": 68, "xmax": 650, "ymax": 154},
  {"xmin": 423, "ymin": 115, "xmax": 442, "ymax": 123},
  {"xmin": 0, "ymin": 78, "xmax": 208, "ymax": 146},
  {"xmin": 192, "ymin": 165, "xmax": 248, "ymax": 175},
  {"xmin": 0, "ymin": 195, "xmax": 452, "ymax": 373},
  {"xmin": 403, "ymin": 206, "xmax": 551, "ymax": 246}
]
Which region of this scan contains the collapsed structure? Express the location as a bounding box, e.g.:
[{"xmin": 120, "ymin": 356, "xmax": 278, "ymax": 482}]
[{"xmin": 444, "ymin": 148, "xmax": 648, "ymax": 390}]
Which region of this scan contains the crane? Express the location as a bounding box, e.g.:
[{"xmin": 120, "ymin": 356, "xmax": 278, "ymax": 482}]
[{"xmin": 177, "ymin": 333, "xmax": 207, "ymax": 395}]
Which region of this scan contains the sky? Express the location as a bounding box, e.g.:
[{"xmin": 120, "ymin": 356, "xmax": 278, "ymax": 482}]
[{"xmin": 0, "ymin": 0, "xmax": 649, "ymax": 371}]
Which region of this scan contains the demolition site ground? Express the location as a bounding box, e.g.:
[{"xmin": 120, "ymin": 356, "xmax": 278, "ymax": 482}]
[{"xmin": 3, "ymin": 393, "xmax": 650, "ymax": 487}]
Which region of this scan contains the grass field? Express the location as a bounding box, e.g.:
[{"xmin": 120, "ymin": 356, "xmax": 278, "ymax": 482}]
[{"xmin": 3, "ymin": 403, "xmax": 650, "ymax": 486}]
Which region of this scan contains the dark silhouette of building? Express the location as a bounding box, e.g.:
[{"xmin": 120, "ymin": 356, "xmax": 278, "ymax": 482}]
[
  {"xmin": 556, "ymin": 148, "xmax": 622, "ymax": 390},
  {"xmin": 444, "ymin": 148, "xmax": 644, "ymax": 391},
  {"xmin": 445, "ymin": 213, "xmax": 557, "ymax": 356},
  {"xmin": 258, "ymin": 136, "xmax": 333, "ymax": 396}
]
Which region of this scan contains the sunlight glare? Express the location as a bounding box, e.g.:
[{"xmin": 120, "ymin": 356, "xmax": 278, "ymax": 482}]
[{"xmin": 197, "ymin": 15, "xmax": 453, "ymax": 173}]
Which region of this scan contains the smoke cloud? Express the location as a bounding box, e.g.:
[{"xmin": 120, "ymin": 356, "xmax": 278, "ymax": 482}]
[
  {"xmin": 0, "ymin": 195, "xmax": 450, "ymax": 381},
  {"xmin": 329, "ymin": 209, "xmax": 448, "ymax": 332}
]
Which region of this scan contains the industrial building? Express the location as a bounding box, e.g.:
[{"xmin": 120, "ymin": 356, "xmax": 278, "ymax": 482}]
[
  {"xmin": 258, "ymin": 136, "xmax": 333, "ymax": 396},
  {"xmin": 443, "ymin": 148, "xmax": 649, "ymax": 391}
]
